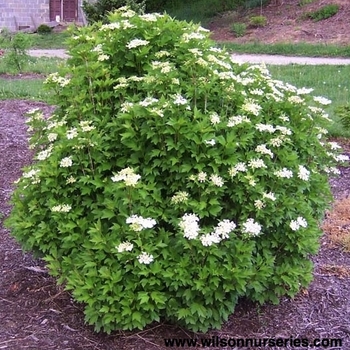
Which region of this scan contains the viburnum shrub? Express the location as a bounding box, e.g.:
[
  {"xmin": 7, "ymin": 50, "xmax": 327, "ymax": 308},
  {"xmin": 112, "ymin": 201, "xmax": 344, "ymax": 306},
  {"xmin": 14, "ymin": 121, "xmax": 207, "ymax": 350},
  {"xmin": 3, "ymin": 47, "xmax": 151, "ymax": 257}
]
[{"xmin": 6, "ymin": 7, "xmax": 348, "ymax": 333}]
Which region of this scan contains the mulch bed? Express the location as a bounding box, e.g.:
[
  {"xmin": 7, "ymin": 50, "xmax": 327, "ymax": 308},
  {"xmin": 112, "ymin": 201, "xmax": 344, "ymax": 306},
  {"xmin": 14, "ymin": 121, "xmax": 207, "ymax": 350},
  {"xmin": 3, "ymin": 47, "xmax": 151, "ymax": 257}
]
[{"xmin": 0, "ymin": 100, "xmax": 349, "ymax": 350}]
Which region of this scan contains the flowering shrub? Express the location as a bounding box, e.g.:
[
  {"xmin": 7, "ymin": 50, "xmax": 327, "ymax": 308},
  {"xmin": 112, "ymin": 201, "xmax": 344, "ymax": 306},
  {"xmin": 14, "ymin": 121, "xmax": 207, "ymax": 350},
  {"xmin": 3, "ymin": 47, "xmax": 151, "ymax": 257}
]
[{"xmin": 6, "ymin": 8, "xmax": 347, "ymax": 333}]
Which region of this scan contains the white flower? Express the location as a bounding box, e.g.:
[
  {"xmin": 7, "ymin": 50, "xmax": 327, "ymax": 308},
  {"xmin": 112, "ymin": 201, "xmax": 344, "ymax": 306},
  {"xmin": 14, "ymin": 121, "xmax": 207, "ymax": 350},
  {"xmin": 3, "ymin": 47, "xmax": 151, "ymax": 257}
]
[
  {"xmin": 229, "ymin": 162, "xmax": 247, "ymax": 177},
  {"xmin": 51, "ymin": 204, "xmax": 72, "ymax": 213},
  {"xmin": 121, "ymin": 102, "xmax": 134, "ymax": 113},
  {"xmin": 126, "ymin": 38, "xmax": 149, "ymax": 49},
  {"xmin": 98, "ymin": 54, "xmax": 109, "ymax": 61},
  {"xmin": 173, "ymin": 94, "xmax": 188, "ymax": 106},
  {"xmin": 298, "ymin": 165, "xmax": 310, "ymax": 181},
  {"xmin": 274, "ymin": 168, "xmax": 293, "ymax": 179},
  {"xmin": 67, "ymin": 128, "xmax": 78, "ymax": 139},
  {"xmin": 200, "ymin": 233, "xmax": 218, "ymax": 247},
  {"xmin": 60, "ymin": 156, "xmax": 73, "ymax": 168},
  {"xmin": 254, "ymin": 200, "xmax": 265, "ymax": 209},
  {"xmin": 255, "ymin": 144, "xmax": 274, "ymax": 158},
  {"xmin": 137, "ymin": 252, "xmax": 154, "ymax": 264},
  {"xmin": 248, "ymin": 158, "xmax": 267, "ymax": 169},
  {"xmin": 255, "ymin": 123, "xmax": 275, "ymax": 133},
  {"xmin": 242, "ymin": 218, "xmax": 262, "ymax": 236},
  {"xmin": 288, "ymin": 95, "xmax": 304, "ymax": 104},
  {"xmin": 126, "ymin": 215, "xmax": 156, "ymax": 232},
  {"xmin": 171, "ymin": 191, "xmax": 189, "ymax": 204},
  {"xmin": 179, "ymin": 213, "xmax": 200, "ymax": 239},
  {"xmin": 263, "ymin": 192, "xmax": 276, "ymax": 201},
  {"xmin": 111, "ymin": 168, "xmax": 141, "ymax": 186},
  {"xmin": 241, "ymin": 99, "xmax": 262, "ymax": 116},
  {"xmin": 140, "ymin": 13, "xmax": 158, "ymax": 22},
  {"xmin": 213, "ymin": 219, "xmax": 236, "ymax": 239},
  {"xmin": 279, "ymin": 115, "xmax": 290, "ymax": 122},
  {"xmin": 275, "ymin": 126, "xmax": 292, "ymax": 135},
  {"xmin": 328, "ymin": 142, "xmax": 341, "ymax": 150},
  {"xmin": 313, "ymin": 96, "xmax": 332, "ymax": 105},
  {"xmin": 197, "ymin": 172, "xmax": 207, "ymax": 182},
  {"xmin": 290, "ymin": 216, "xmax": 307, "ymax": 231},
  {"xmin": 205, "ymin": 139, "xmax": 216, "ymax": 146},
  {"xmin": 66, "ymin": 176, "xmax": 76, "ymax": 184},
  {"xmin": 210, "ymin": 112, "xmax": 220, "ymax": 125},
  {"xmin": 182, "ymin": 32, "xmax": 205, "ymax": 42},
  {"xmin": 116, "ymin": 241, "xmax": 134, "ymax": 253},
  {"xmin": 297, "ymin": 87, "xmax": 314, "ymax": 95},
  {"xmin": 210, "ymin": 174, "xmax": 224, "ymax": 187},
  {"xmin": 335, "ymin": 154, "xmax": 349, "ymax": 162},
  {"xmin": 227, "ymin": 115, "xmax": 250, "ymax": 127},
  {"xmin": 37, "ymin": 147, "xmax": 52, "ymax": 161},
  {"xmin": 100, "ymin": 22, "xmax": 121, "ymax": 31},
  {"xmin": 48, "ymin": 133, "xmax": 58, "ymax": 142},
  {"xmin": 139, "ymin": 97, "xmax": 158, "ymax": 107}
]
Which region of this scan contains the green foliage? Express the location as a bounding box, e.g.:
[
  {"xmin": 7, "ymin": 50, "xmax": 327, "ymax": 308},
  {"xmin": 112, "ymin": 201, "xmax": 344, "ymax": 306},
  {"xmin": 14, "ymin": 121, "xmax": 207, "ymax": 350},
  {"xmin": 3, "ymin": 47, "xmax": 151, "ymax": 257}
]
[
  {"xmin": 82, "ymin": 0, "xmax": 145, "ymax": 23},
  {"xmin": 37, "ymin": 24, "xmax": 53, "ymax": 34},
  {"xmin": 335, "ymin": 104, "xmax": 350, "ymax": 130},
  {"xmin": 306, "ymin": 4, "xmax": 339, "ymax": 22},
  {"xmin": 0, "ymin": 29, "xmax": 33, "ymax": 73},
  {"xmin": 6, "ymin": 8, "xmax": 345, "ymax": 334},
  {"xmin": 298, "ymin": 0, "xmax": 315, "ymax": 6},
  {"xmin": 249, "ymin": 15, "xmax": 267, "ymax": 27},
  {"xmin": 231, "ymin": 22, "xmax": 247, "ymax": 37}
]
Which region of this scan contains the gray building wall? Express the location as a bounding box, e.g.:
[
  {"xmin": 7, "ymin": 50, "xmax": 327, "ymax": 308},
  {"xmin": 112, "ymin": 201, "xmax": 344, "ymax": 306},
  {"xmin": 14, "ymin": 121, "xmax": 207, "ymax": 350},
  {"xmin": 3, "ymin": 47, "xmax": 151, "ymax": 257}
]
[{"xmin": 0, "ymin": 0, "xmax": 84, "ymax": 32}]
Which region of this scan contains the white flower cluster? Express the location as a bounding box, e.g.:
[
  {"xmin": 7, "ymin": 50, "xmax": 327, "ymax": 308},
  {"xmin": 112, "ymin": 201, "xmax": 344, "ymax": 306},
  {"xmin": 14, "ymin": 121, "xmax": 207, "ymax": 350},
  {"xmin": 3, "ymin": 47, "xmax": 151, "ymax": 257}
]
[
  {"xmin": 210, "ymin": 112, "xmax": 220, "ymax": 125},
  {"xmin": 313, "ymin": 96, "xmax": 332, "ymax": 105},
  {"xmin": 100, "ymin": 22, "xmax": 121, "ymax": 31},
  {"xmin": 254, "ymin": 200, "xmax": 265, "ymax": 210},
  {"xmin": 263, "ymin": 192, "xmax": 276, "ymax": 201},
  {"xmin": 66, "ymin": 176, "xmax": 76, "ymax": 184},
  {"xmin": 126, "ymin": 215, "xmax": 156, "ymax": 232},
  {"xmin": 298, "ymin": 165, "xmax": 310, "ymax": 181},
  {"xmin": 171, "ymin": 191, "xmax": 189, "ymax": 204},
  {"xmin": 60, "ymin": 156, "xmax": 73, "ymax": 168},
  {"xmin": 79, "ymin": 120, "xmax": 95, "ymax": 132},
  {"xmin": 210, "ymin": 174, "xmax": 224, "ymax": 187},
  {"xmin": 140, "ymin": 13, "xmax": 159, "ymax": 22},
  {"xmin": 48, "ymin": 133, "xmax": 58, "ymax": 142},
  {"xmin": 67, "ymin": 128, "xmax": 78, "ymax": 139},
  {"xmin": 139, "ymin": 97, "xmax": 159, "ymax": 107},
  {"xmin": 181, "ymin": 32, "xmax": 206, "ymax": 43},
  {"xmin": 290, "ymin": 217, "xmax": 307, "ymax": 231},
  {"xmin": 111, "ymin": 167, "xmax": 141, "ymax": 186},
  {"xmin": 255, "ymin": 123, "xmax": 275, "ymax": 133},
  {"xmin": 116, "ymin": 241, "xmax": 134, "ymax": 253},
  {"xmin": 227, "ymin": 115, "xmax": 251, "ymax": 127},
  {"xmin": 205, "ymin": 139, "xmax": 216, "ymax": 146},
  {"xmin": 98, "ymin": 54, "xmax": 110, "ymax": 61},
  {"xmin": 242, "ymin": 218, "xmax": 262, "ymax": 236},
  {"xmin": 45, "ymin": 72, "xmax": 70, "ymax": 87},
  {"xmin": 137, "ymin": 252, "xmax": 154, "ymax": 264},
  {"xmin": 200, "ymin": 219, "xmax": 236, "ymax": 246},
  {"xmin": 274, "ymin": 167, "xmax": 293, "ymax": 179},
  {"xmin": 51, "ymin": 204, "xmax": 72, "ymax": 213},
  {"xmin": 151, "ymin": 61, "xmax": 173, "ymax": 73},
  {"xmin": 241, "ymin": 99, "xmax": 262, "ymax": 116},
  {"xmin": 229, "ymin": 162, "xmax": 247, "ymax": 177},
  {"xmin": 297, "ymin": 87, "xmax": 314, "ymax": 95},
  {"xmin": 37, "ymin": 146, "xmax": 53, "ymax": 161},
  {"xmin": 23, "ymin": 168, "xmax": 40, "ymax": 184},
  {"xmin": 269, "ymin": 135, "xmax": 287, "ymax": 148},
  {"xmin": 126, "ymin": 38, "xmax": 149, "ymax": 49},
  {"xmin": 255, "ymin": 144, "xmax": 274, "ymax": 158},
  {"xmin": 173, "ymin": 94, "xmax": 188, "ymax": 106},
  {"xmin": 248, "ymin": 158, "xmax": 267, "ymax": 169},
  {"xmin": 288, "ymin": 95, "xmax": 304, "ymax": 104},
  {"xmin": 179, "ymin": 213, "xmax": 200, "ymax": 239}
]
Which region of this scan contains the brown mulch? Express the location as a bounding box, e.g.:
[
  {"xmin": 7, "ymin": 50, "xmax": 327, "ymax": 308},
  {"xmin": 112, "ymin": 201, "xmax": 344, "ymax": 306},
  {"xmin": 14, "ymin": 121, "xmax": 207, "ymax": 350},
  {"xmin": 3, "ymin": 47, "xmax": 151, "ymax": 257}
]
[
  {"xmin": 0, "ymin": 99, "xmax": 350, "ymax": 350},
  {"xmin": 209, "ymin": 0, "xmax": 350, "ymax": 46}
]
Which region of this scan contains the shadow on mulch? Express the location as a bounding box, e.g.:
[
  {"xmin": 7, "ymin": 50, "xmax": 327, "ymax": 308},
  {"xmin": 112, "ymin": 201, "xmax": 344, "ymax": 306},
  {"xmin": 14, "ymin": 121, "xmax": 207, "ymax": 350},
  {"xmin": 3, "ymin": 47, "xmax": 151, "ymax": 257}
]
[{"xmin": 0, "ymin": 100, "xmax": 349, "ymax": 350}]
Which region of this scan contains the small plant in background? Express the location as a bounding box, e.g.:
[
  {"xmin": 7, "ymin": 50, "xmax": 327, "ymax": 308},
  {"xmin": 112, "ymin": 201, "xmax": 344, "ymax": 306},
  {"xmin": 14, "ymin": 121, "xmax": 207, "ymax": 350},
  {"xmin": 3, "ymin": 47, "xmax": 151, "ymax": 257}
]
[
  {"xmin": 82, "ymin": 0, "xmax": 146, "ymax": 23},
  {"xmin": 249, "ymin": 15, "xmax": 267, "ymax": 27},
  {"xmin": 6, "ymin": 7, "xmax": 348, "ymax": 334},
  {"xmin": 298, "ymin": 0, "xmax": 315, "ymax": 6},
  {"xmin": 231, "ymin": 22, "xmax": 247, "ymax": 37},
  {"xmin": 37, "ymin": 24, "xmax": 53, "ymax": 35},
  {"xmin": 335, "ymin": 104, "xmax": 350, "ymax": 130},
  {"xmin": 306, "ymin": 4, "xmax": 339, "ymax": 22},
  {"xmin": 0, "ymin": 29, "xmax": 33, "ymax": 73}
]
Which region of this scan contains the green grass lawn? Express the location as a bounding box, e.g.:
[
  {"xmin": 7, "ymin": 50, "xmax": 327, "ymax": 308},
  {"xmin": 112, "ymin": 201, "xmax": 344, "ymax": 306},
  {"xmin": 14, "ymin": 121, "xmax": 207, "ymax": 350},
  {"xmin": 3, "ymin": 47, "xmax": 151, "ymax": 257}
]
[
  {"xmin": 0, "ymin": 78, "xmax": 51, "ymax": 101},
  {"xmin": 30, "ymin": 31, "xmax": 70, "ymax": 49},
  {"xmin": 267, "ymin": 64, "xmax": 350, "ymax": 137}
]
